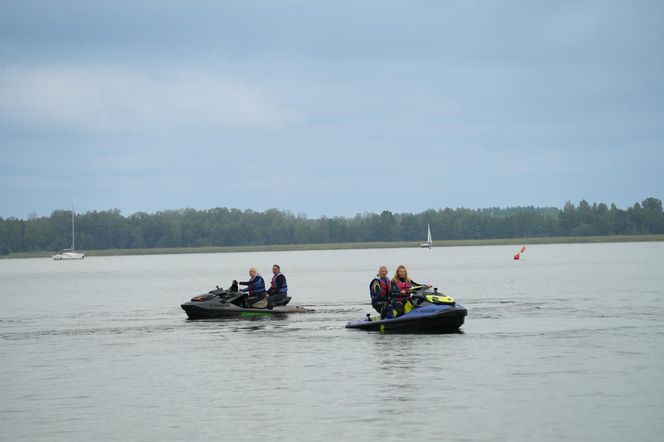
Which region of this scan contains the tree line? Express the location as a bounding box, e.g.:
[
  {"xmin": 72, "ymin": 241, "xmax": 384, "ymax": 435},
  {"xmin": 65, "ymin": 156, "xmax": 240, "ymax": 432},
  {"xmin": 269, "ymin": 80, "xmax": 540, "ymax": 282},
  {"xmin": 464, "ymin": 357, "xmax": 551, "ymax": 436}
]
[{"xmin": 1, "ymin": 198, "xmax": 663, "ymax": 256}]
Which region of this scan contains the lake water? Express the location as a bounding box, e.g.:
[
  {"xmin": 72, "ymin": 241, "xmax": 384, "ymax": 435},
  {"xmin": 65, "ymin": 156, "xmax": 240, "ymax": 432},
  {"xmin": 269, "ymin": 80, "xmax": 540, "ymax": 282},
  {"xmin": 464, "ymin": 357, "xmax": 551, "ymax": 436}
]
[{"xmin": 1, "ymin": 242, "xmax": 663, "ymax": 441}]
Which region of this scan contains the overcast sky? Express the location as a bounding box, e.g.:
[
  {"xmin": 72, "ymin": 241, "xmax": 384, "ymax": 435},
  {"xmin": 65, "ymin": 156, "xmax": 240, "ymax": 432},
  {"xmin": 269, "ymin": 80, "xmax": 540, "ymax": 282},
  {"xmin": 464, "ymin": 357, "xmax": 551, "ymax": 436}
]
[{"xmin": 1, "ymin": 0, "xmax": 662, "ymax": 218}]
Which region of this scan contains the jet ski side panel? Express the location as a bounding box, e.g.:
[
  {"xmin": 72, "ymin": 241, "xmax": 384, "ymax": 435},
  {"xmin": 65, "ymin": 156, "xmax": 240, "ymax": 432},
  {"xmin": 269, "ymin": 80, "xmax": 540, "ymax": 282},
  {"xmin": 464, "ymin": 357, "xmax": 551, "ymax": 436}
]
[
  {"xmin": 181, "ymin": 296, "xmax": 314, "ymax": 319},
  {"xmin": 345, "ymin": 304, "xmax": 467, "ymax": 332}
]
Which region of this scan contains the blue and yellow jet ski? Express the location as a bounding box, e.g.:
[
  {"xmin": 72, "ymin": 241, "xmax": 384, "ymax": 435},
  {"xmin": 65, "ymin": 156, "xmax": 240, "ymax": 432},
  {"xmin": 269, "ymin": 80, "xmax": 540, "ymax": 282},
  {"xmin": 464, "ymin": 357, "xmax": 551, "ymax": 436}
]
[{"xmin": 345, "ymin": 288, "xmax": 467, "ymax": 332}]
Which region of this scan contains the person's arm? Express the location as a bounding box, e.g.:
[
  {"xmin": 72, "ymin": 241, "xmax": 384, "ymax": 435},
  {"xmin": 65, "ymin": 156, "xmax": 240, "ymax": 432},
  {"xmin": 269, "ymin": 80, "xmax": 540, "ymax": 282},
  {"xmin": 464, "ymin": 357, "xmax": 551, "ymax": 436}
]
[
  {"xmin": 410, "ymin": 279, "xmax": 431, "ymax": 289},
  {"xmin": 410, "ymin": 280, "xmax": 420, "ymax": 288},
  {"xmin": 371, "ymin": 280, "xmax": 381, "ymax": 298},
  {"xmin": 238, "ymin": 279, "xmax": 252, "ymax": 293}
]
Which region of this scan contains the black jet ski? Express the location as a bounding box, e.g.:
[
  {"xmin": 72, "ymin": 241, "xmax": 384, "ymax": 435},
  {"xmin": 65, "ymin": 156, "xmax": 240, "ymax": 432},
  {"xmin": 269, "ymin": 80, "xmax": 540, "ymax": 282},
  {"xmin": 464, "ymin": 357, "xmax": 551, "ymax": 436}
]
[
  {"xmin": 345, "ymin": 288, "xmax": 467, "ymax": 332},
  {"xmin": 181, "ymin": 287, "xmax": 315, "ymax": 319}
]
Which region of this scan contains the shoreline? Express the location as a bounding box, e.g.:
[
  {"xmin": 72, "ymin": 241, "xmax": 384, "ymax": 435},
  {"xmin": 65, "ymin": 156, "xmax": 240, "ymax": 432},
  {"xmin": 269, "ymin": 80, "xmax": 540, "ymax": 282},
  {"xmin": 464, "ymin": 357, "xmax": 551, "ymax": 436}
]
[{"xmin": 3, "ymin": 234, "xmax": 664, "ymax": 259}]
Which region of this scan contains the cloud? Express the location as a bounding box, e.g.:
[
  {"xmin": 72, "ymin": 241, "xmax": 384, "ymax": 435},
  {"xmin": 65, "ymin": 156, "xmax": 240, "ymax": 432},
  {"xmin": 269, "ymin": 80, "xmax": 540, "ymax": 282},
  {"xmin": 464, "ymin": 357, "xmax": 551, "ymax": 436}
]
[{"xmin": 0, "ymin": 65, "xmax": 301, "ymax": 132}]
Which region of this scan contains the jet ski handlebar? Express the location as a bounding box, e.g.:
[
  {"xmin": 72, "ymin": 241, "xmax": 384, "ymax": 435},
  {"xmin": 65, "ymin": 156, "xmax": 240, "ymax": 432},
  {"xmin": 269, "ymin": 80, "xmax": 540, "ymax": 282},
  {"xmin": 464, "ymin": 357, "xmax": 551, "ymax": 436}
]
[
  {"xmin": 207, "ymin": 286, "xmax": 241, "ymax": 297},
  {"xmin": 409, "ymin": 286, "xmax": 437, "ymax": 295}
]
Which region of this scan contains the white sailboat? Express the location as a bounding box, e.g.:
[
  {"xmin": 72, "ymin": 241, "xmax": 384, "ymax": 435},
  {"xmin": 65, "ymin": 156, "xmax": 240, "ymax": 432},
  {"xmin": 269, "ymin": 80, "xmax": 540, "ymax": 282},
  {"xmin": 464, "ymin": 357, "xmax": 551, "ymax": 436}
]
[
  {"xmin": 420, "ymin": 223, "xmax": 433, "ymax": 248},
  {"xmin": 52, "ymin": 207, "xmax": 85, "ymax": 260}
]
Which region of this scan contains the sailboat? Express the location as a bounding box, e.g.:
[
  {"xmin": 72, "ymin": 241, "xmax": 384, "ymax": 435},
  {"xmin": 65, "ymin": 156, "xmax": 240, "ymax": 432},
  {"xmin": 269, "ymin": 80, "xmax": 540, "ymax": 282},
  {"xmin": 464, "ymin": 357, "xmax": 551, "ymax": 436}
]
[
  {"xmin": 52, "ymin": 207, "xmax": 85, "ymax": 260},
  {"xmin": 420, "ymin": 223, "xmax": 433, "ymax": 248}
]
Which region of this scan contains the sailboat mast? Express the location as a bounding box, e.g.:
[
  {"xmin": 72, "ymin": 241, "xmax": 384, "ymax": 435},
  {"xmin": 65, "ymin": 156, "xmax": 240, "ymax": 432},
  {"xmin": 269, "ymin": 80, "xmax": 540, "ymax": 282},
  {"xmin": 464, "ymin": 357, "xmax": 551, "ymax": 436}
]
[{"xmin": 71, "ymin": 206, "xmax": 75, "ymax": 250}]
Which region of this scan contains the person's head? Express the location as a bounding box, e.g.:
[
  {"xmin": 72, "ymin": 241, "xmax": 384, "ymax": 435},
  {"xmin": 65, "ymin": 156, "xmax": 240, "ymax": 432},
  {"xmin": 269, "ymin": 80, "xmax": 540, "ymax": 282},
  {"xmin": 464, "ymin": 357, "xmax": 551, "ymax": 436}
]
[
  {"xmin": 394, "ymin": 265, "xmax": 409, "ymax": 281},
  {"xmin": 272, "ymin": 264, "xmax": 281, "ymax": 274},
  {"xmin": 249, "ymin": 267, "xmax": 257, "ymax": 278},
  {"xmin": 377, "ymin": 266, "xmax": 388, "ymax": 278}
]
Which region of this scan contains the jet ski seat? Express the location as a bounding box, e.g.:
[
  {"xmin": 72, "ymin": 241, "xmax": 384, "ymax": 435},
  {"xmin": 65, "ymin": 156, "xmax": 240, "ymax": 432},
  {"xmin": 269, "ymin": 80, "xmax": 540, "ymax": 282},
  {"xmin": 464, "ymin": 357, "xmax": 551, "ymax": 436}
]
[{"xmin": 249, "ymin": 297, "xmax": 269, "ymax": 309}]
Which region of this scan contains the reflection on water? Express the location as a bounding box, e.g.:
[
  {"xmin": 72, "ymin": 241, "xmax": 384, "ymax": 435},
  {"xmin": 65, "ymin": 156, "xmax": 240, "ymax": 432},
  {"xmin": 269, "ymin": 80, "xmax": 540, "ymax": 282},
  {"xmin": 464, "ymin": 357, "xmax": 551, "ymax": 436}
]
[{"xmin": 1, "ymin": 242, "xmax": 663, "ymax": 441}]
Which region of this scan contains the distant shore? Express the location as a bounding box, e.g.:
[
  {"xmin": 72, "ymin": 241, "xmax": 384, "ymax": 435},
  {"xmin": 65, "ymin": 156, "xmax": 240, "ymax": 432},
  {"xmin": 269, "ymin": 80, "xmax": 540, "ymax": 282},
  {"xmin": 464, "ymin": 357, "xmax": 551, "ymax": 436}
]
[{"xmin": 3, "ymin": 234, "xmax": 664, "ymax": 259}]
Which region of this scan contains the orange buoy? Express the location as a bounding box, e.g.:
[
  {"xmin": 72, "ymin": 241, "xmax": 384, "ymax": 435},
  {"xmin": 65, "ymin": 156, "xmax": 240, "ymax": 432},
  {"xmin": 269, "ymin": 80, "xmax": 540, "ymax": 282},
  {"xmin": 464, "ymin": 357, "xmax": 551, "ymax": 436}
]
[{"xmin": 514, "ymin": 246, "xmax": 525, "ymax": 260}]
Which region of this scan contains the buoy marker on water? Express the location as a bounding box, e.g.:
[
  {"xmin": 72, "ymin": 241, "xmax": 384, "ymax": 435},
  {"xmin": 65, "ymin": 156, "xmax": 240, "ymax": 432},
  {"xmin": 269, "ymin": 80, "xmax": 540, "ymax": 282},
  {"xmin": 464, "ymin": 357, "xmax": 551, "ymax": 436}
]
[{"xmin": 513, "ymin": 245, "xmax": 526, "ymax": 260}]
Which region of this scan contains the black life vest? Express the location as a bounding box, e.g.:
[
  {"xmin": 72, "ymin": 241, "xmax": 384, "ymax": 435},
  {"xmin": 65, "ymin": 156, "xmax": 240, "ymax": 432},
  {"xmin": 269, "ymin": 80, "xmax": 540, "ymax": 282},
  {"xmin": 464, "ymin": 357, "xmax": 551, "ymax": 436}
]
[{"xmin": 370, "ymin": 276, "xmax": 391, "ymax": 300}]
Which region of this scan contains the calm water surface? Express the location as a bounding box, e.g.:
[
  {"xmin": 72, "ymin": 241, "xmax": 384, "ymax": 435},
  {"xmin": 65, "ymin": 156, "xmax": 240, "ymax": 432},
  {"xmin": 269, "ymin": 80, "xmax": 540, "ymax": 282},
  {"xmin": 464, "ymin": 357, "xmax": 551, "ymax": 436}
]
[{"xmin": 1, "ymin": 243, "xmax": 663, "ymax": 441}]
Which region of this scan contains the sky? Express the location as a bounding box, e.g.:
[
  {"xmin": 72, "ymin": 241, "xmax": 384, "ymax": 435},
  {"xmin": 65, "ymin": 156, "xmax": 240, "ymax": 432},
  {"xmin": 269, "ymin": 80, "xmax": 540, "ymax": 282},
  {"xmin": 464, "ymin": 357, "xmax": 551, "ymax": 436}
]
[{"xmin": 1, "ymin": 0, "xmax": 663, "ymax": 218}]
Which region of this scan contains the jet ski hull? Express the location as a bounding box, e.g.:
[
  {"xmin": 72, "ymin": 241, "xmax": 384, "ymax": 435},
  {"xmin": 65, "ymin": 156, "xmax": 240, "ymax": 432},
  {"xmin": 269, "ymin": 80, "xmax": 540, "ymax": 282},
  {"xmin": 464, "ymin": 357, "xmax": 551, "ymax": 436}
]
[
  {"xmin": 181, "ymin": 290, "xmax": 314, "ymax": 319},
  {"xmin": 181, "ymin": 302, "xmax": 314, "ymax": 319},
  {"xmin": 345, "ymin": 304, "xmax": 467, "ymax": 332}
]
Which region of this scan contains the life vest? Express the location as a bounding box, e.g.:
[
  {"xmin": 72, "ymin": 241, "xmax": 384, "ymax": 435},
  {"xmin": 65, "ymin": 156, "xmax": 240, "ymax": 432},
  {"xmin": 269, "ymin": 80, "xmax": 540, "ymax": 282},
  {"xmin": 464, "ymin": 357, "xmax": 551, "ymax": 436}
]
[
  {"xmin": 393, "ymin": 278, "xmax": 411, "ymax": 301},
  {"xmin": 248, "ymin": 275, "xmax": 266, "ymax": 295},
  {"xmin": 270, "ymin": 272, "xmax": 288, "ymax": 294},
  {"xmin": 370, "ymin": 277, "xmax": 391, "ymax": 300}
]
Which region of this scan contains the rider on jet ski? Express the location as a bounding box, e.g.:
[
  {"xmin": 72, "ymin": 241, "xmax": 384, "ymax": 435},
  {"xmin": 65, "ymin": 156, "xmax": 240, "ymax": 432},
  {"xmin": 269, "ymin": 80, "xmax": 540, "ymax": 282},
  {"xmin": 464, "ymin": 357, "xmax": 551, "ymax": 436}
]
[
  {"xmin": 235, "ymin": 267, "xmax": 266, "ymax": 308},
  {"xmin": 391, "ymin": 265, "xmax": 431, "ymax": 317},
  {"xmin": 370, "ymin": 266, "xmax": 392, "ymax": 319},
  {"xmin": 266, "ymin": 264, "xmax": 288, "ymax": 307}
]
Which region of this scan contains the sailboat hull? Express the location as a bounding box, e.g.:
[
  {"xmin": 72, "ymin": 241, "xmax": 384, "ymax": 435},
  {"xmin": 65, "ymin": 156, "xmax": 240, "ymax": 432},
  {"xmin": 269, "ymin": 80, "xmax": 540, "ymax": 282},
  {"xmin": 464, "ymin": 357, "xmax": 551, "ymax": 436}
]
[{"xmin": 52, "ymin": 252, "xmax": 85, "ymax": 260}]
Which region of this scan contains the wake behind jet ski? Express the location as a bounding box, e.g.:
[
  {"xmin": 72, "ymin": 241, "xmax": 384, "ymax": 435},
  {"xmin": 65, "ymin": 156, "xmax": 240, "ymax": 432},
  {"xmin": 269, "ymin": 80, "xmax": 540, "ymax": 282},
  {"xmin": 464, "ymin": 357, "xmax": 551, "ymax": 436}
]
[
  {"xmin": 181, "ymin": 286, "xmax": 314, "ymax": 319},
  {"xmin": 346, "ymin": 287, "xmax": 467, "ymax": 332}
]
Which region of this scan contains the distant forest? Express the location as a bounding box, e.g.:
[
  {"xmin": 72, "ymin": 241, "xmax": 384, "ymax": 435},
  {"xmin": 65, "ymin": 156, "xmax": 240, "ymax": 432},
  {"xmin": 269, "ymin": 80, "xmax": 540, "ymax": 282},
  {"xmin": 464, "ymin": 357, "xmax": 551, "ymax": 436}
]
[{"xmin": 1, "ymin": 198, "xmax": 663, "ymax": 256}]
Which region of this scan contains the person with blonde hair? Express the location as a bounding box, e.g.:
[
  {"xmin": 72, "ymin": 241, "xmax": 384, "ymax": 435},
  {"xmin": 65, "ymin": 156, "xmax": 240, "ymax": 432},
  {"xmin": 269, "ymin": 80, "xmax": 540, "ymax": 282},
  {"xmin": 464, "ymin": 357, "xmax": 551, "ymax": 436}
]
[
  {"xmin": 235, "ymin": 267, "xmax": 266, "ymax": 308},
  {"xmin": 391, "ymin": 265, "xmax": 431, "ymax": 316}
]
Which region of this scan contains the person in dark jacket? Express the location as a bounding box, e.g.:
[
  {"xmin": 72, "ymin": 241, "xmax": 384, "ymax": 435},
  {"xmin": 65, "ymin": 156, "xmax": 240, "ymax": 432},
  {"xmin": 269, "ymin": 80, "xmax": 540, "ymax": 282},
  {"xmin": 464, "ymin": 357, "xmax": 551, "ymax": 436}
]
[
  {"xmin": 266, "ymin": 264, "xmax": 288, "ymax": 306},
  {"xmin": 235, "ymin": 267, "xmax": 266, "ymax": 308},
  {"xmin": 369, "ymin": 266, "xmax": 392, "ymax": 319}
]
